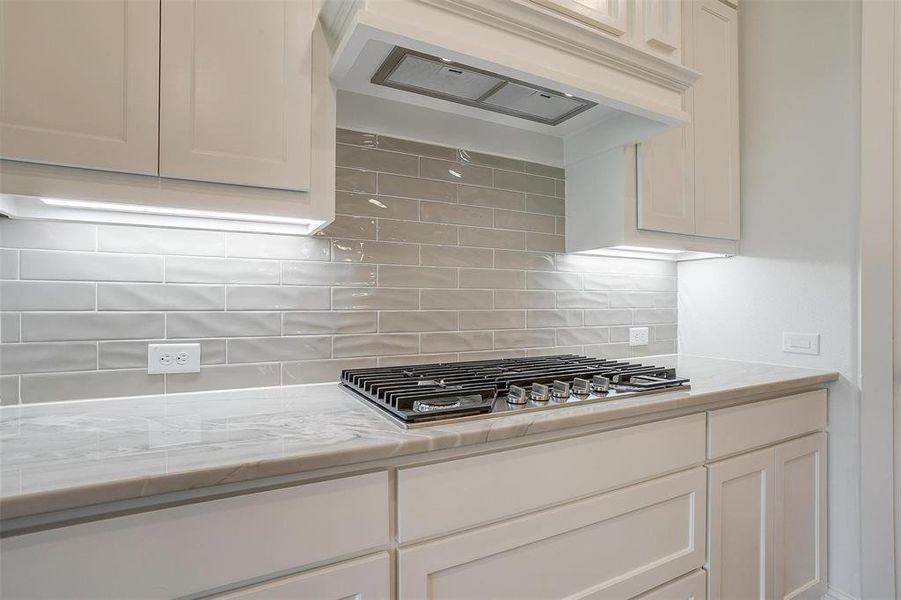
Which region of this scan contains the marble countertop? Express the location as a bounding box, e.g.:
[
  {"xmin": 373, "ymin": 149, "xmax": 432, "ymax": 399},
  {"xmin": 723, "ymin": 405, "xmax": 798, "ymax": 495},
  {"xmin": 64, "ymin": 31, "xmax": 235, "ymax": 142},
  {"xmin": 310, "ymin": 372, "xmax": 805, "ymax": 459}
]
[{"xmin": 0, "ymin": 355, "xmax": 838, "ymax": 522}]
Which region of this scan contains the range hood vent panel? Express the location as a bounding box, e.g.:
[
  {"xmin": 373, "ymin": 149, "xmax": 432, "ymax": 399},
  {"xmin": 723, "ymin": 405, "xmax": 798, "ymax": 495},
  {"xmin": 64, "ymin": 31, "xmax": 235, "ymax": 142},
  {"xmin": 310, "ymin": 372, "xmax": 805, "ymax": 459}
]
[{"xmin": 372, "ymin": 47, "xmax": 596, "ymax": 126}]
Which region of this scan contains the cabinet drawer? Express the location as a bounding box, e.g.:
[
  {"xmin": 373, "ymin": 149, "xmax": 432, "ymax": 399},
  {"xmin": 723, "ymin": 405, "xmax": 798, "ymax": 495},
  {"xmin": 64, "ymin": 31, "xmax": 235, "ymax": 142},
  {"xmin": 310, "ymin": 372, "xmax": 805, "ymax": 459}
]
[
  {"xmin": 399, "ymin": 468, "xmax": 707, "ymax": 599},
  {"xmin": 0, "ymin": 472, "xmax": 388, "ymax": 600},
  {"xmin": 634, "ymin": 570, "xmax": 707, "ymax": 599},
  {"xmin": 707, "ymin": 390, "xmax": 827, "ymax": 459},
  {"xmin": 398, "ymin": 413, "xmax": 705, "ymax": 543}
]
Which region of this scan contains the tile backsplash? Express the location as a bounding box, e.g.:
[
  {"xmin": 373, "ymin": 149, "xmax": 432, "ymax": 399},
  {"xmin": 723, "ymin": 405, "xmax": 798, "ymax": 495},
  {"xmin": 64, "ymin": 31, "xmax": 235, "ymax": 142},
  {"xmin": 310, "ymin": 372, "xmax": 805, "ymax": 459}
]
[{"xmin": 0, "ymin": 130, "xmax": 676, "ymax": 404}]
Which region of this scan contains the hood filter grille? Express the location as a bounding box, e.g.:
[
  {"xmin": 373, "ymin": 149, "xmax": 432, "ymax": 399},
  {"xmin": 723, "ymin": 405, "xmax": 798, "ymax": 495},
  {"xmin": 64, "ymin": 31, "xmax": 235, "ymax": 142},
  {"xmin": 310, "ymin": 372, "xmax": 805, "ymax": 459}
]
[{"xmin": 371, "ymin": 47, "xmax": 596, "ymax": 126}]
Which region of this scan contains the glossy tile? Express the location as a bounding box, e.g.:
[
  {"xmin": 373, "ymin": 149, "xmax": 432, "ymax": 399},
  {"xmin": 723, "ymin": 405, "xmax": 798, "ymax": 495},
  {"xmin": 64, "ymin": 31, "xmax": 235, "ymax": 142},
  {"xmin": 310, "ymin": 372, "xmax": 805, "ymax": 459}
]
[
  {"xmin": 0, "ymin": 282, "xmax": 95, "ymax": 311},
  {"xmin": 166, "ymin": 312, "xmax": 281, "ymax": 338},
  {"xmin": 420, "ymin": 201, "xmax": 493, "ymax": 226},
  {"xmin": 166, "ymin": 363, "xmax": 280, "ymax": 394},
  {"xmin": 523, "ymin": 161, "xmax": 565, "ymax": 179},
  {"xmin": 494, "ymin": 170, "xmax": 555, "ymax": 195},
  {"xmin": 331, "ymin": 239, "xmax": 419, "ymax": 265},
  {"xmin": 526, "ymin": 233, "xmax": 565, "ymax": 253},
  {"xmin": 283, "ymin": 311, "xmax": 377, "ymax": 335},
  {"xmin": 225, "ymin": 286, "xmax": 330, "ymax": 310},
  {"xmin": 527, "ymin": 310, "xmax": 583, "ymax": 328},
  {"xmin": 494, "ymin": 290, "xmax": 555, "ymax": 309},
  {"xmin": 336, "ymin": 143, "xmax": 419, "ymax": 175},
  {"xmin": 227, "ymin": 337, "xmax": 331, "ymax": 363},
  {"xmin": 282, "ymin": 358, "xmax": 377, "ymax": 384},
  {"xmin": 494, "ymin": 329, "xmax": 557, "ymax": 349},
  {"xmin": 22, "ymin": 313, "xmax": 165, "ymax": 342},
  {"xmin": 336, "ymin": 167, "xmax": 377, "ymax": 193},
  {"xmin": 333, "ymin": 333, "xmax": 419, "ymax": 357},
  {"xmin": 420, "ymin": 158, "xmax": 491, "ymax": 185},
  {"xmin": 98, "ymin": 339, "xmax": 226, "ymax": 369},
  {"xmin": 462, "ymin": 151, "xmax": 524, "ymax": 172},
  {"xmin": 0, "ymin": 375, "xmax": 18, "ymax": 405},
  {"xmin": 525, "ymin": 194, "xmax": 566, "ymax": 216},
  {"xmin": 166, "ymin": 257, "xmax": 280, "ymax": 284},
  {"xmin": 459, "ymin": 310, "xmax": 525, "ymax": 330},
  {"xmin": 379, "ymin": 265, "xmax": 457, "ymax": 288},
  {"xmin": 335, "ymin": 192, "xmax": 419, "ymax": 220},
  {"xmin": 421, "ymin": 289, "xmax": 492, "ymax": 310},
  {"xmin": 460, "ymin": 268, "xmax": 524, "ymax": 289},
  {"xmin": 421, "ymin": 331, "xmax": 492, "ymax": 353},
  {"xmin": 556, "ymin": 327, "xmax": 610, "ymax": 346},
  {"xmin": 0, "ymin": 313, "xmax": 19, "ymax": 343},
  {"xmin": 584, "ymin": 309, "xmax": 634, "ymax": 326},
  {"xmin": 526, "ymin": 271, "xmax": 582, "ymax": 290},
  {"xmin": 458, "ymin": 185, "xmax": 525, "ymax": 210},
  {"xmin": 633, "ymin": 309, "xmax": 678, "ymax": 325},
  {"xmin": 379, "ymin": 311, "xmax": 458, "ymax": 333},
  {"xmin": 20, "ymin": 250, "xmax": 163, "ymax": 282},
  {"xmin": 332, "ymin": 288, "xmax": 419, "ymax": 310},
  {"xmin": 420, "ymin": 245, "xmax": 492, "ymax": 267},
  {"xmin": 314, "ymin": 215, "xmax": 377, "ymax": 240},
  {"xmin": 226, "ymin": 233, "xmax": 330, "ymax": 261},
  {"xmin": 336, "ymin": 129, "xmax": 376, "ymax": 146},
  {"xmin": 377, "ymin": 135, "xmax": 456, "ymax": 160},
  {"xmin": 0, "ymin": 249, "xmax": 18, "ymax": 279},
  {"xmin": 99, "ymin": 226, "xmax": 226, "ymax": 256},
  {"xmin": 378, "ymin": 219, "xmax": 457, "ymax": 245},
  {"xmin": 378, "ymin": 173, "xmax": 457, "ymax": 202},
  {"xmin": 459, "ymin": 226, "xmax": 525, "ymax": 250},
  {"xmin": 20, "ymin": 369, "xmax": 164, "ymax": 403},
  {"xmin": 0, "ymin": 342, "xmax": 97, "ymax": 374},
  {"xmin": 556, "ymin": 291, "xmax": 609, "ymax": 309},
  {"xmin": 282, "ymin": 262, "xmax": 376, "ymax": 287},
  {"xmin": 0, "ymin": 220, "xmax": 96, "ymax": 251},
  {"xmin": 99, "ymin": 283, "xmax": 225, "ymax": 311},
  {"xmin": 494, "ymin": 210, "xmax": 556, "ymax": 233},
  {"xmin": 494, "ymin": 250, "xmax": 554, "ymax": 271}
]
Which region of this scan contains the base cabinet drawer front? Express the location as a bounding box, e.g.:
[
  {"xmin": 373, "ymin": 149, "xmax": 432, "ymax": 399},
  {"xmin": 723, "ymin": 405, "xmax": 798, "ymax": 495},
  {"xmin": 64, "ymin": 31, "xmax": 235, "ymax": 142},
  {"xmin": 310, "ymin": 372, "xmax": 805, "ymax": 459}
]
[
  {"xmin": 0, "ymin": 472, "xmax": 388, "ymax": 600},
  {"xmin": 398, "ymin": 468, "xmax": 707, "ymax": 600},
  {"xmin": 397, "ymin": 413, "xmax": 706, "ymax": 543},
  {"xmin": 212, "ymin": 553, "xmax": 390, "ymax": 600},
  {"xmin": 633, "ymin": 569, "xmax": 706, "ymax": 600},
  {"xmin": 707, "ymin": 390, "xmax": 827, "ymax": 459}
]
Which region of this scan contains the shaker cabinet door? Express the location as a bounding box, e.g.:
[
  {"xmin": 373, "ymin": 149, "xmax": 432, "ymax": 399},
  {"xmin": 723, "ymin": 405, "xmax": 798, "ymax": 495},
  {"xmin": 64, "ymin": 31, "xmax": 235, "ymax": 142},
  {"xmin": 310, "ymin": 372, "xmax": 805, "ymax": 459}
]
[
  {"xmin": 0, "ymin": 0, "xmax": 159, "ymax": 174},
  {"xmin": 160, "ymin": 0, "xmax": 312, "ymax": 191},
  {"xmin": 531, "ymin": 0, "xmax": 628, "ymax": 38}
]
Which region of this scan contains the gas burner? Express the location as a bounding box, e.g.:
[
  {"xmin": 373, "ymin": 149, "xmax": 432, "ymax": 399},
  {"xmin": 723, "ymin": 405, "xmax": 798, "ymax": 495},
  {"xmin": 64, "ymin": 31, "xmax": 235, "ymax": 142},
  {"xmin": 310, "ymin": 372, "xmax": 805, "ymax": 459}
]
[{"xmin": 340, "ymin": 354, "xmax": 690, "ymax": 427}]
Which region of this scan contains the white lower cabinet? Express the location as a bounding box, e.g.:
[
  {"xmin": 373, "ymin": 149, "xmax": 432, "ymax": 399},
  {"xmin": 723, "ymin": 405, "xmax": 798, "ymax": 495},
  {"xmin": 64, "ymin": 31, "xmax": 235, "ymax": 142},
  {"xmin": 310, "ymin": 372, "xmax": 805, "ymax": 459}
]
[
  {"xmin": 398, "ymin": 468, "xmax": 707, "ymax": 600},
  {"xmin": 707, "ymin": 433, "xmax": 827, "ymax": 600}
]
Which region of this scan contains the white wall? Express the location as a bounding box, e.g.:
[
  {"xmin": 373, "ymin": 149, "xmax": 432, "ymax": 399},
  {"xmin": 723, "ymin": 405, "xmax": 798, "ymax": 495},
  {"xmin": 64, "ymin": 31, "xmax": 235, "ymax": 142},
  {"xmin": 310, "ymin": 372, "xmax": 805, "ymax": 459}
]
[{"xmin": 678, "ymin": 1, "xmax": 861, "ymax": 596}]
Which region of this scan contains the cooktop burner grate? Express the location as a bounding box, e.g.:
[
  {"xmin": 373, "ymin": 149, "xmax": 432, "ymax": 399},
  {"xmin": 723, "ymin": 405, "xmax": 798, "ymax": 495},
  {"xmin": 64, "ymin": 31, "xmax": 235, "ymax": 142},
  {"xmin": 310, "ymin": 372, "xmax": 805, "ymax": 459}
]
[{"xmin": 340, "ymin": 354, "xmax": 689, "ymax": 426}]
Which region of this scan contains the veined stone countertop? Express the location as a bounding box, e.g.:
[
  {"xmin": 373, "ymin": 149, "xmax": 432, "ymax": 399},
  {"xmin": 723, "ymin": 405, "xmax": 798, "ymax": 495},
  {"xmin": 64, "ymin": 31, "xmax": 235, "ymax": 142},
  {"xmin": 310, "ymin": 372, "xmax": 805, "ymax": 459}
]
[{"xmin": 0, "ymin": 355, "xmax": 837, "ymax": 523}]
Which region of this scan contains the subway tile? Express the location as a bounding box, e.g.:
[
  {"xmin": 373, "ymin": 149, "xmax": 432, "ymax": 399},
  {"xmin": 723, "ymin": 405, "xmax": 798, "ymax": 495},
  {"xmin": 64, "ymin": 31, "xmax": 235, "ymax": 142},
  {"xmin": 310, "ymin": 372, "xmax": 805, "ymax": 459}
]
[
  {"xmin": 282, "ymin": 261, "xmax": 376, "ymax": 287},
  {"xmin": 610, "ymin": 326, "xmax": 631, "ymax": 343},
  {"xmin": 654, "ymin": 324, "xmax": 678, "ymax": 341},
  {"xmin": 556, "ymin": 179, "xmax": 566, "ymax": 198},
  {"xmin": 377, "ymin": 135, "xmax": 456, "ymax": 160},
  {"xmin": 459, "ymin": 349, "xmax": 525, "ymax": 361},
  {"xmin": 333, "ymin": 333, "xmax": 419, "ymax": 357},
  {"xmin": 283, "ymin": 358, "xmax": 377, "ymax": 384},
  {"xmin": 584, "ymin": 343, "xmax": 631, "ymax": 359},
  {"xmin": 584, "ymin": 309, "xmax": 633, "ymax": 326},
  {"xmin": 1, "ymin": 313, "xmax": 19, "ymax": 342},
  {"xmin": 420, "ymin": 245, "xmax": 492, "ymax": 267},
  {"xmin": 527, "ymin": 271, "xmax": 582, "ymax": 290},
  {"xmin": 314, "ymin": 215, "xmax": 377, "ymax": 240},
  {"xmin": 227, "ymin": 336, "xmax": 331, "ymax": 363},
  {"xmin": 494, "ymin": 290, "xmax": 555, "ymax": 309},
  {"xmin": 556, "ymin": 217, "xmax": 566, "ymax": 234},
  {"xmin": 332, "ymin": 287, "xmax": 419, "ymax": 310},
  {"xmin": 494, "ymin": 329, "xmax": 556, "ymax": 349},
  {"xmin": 166, "ymin": 363, "xmax": 280, "ymax": 394},
  {"xmin": 556, "ymin": 327, "xmax": 610, "ymax": 346},
  {"xmin": 336, "ymin": 129, "xmax": 376, "ymax": 146},
  {"xmin": 283, "ymin": 311, "xmax": 377, "ymax": 335},
  {"xmin": 583, "ymin": 274, "xmax": 676, "ymax": 291},
  {"xmin": 166, "ymin": 257, "xmax": 280, "ymax": 284},
  {"xmin": 378, "ymin": 173, "xmax": 457, "ymax": 202},
  {"xmin": 99, "ymin": 339, "xmax": 226, "ymax": 369},
  {"xmin": 556, "ymin": 253, "xmax": 676, "ymax": 276},
  {"xmin": 421, "ymin": 331, "xmax": 492, "ymax": 353},
  {"xmin": 0, "ymin": 249, "xmax": 18, "ymax": 279},
  {"xmin": 22, "ymin": 312, "xmax": 165, "ymax": 342},
  {"xmin": 633, "ymin": 308, "xmax": 677, "ymax": 325},
  {"xmin": 226, "ymin": 233, "xmax": 330, "ymax": 261},
  {"xmin": 526, "ymin": 232, "xmax": 565, "ymax": 253},
  {"xmin": 460, "ymin": 268, "xmax": 524, "ymax": 289},
  {"xmin": 523, "ymin": 161, "xmax": 565, "ymax": 179},
  {"xmin": 378, "ymin": 353, "xmax": 456, "ymax": 367},
  {"xmin": 0, "ymin": 282, "xmax": 95, "ymax": 310},
  {"xmin": 630, "ymin": 340, "xmax": 677, "ymax": 357},
  {"xmin": 335, "ymin": 192, "xmax": 419, "ymax": 220},
  {"xmin": 420, "ymin": 201, "xmax": 493, "ymax": 226},
  {"xmin": 98, "ymin": 226, "xmax": 226, "ymax": 256},
  {"xmin": 99, "ymin": 283, "xmax": 225, "ymax": 311},
  {"xmin": 379, "ymin": 311, "xmax": 457, "ymax": 333},
  {"xmin": 494, "ymin": 170, "xmax": 556, "ymax": 195},
  {"xmin": 0, "ymin": 342, "xmax": 97, "ymax": 374},
  {"xmin": 1, "ymin": 375, "xmax": 18, "ymax": 405},
  {"xmin": 527, "ymin": 309, "xmax": 583, "ymax": 328},
  {"xmin": 459, "ymin": 310, "xmax": 525, "ymax": 330},
  {"xmin": 167, "ymin": 312, "xmax": 280, "ymax": 338},
  {"xmin": 420, "ymin": 158, "xmax": 492, "ymax": 186},
  {"xmin": 20, "ymin": 250, "xmax": 163, "ymax": 282},
  {"xmin": 0, "ymin": 220, "xmax": 96, "ymax": 251},
  {"xmin": 458, "ymin": 185, "xmax": 525, "ymax": 210},
  {"xmin": 556, "ymin": 291, "xmax": 609, "ymax": 309},
  {"xmin": 607, "ymin": 292, "xmax": 677, "ymax": 308},
  {"xmin": 462, "ymin": 150, "xmax": 524, "ymax": 172},
  {"xmin": 494, "ymin": 250, "xmax": 555, "ymax": 271},
  {"xmin": 525, "ymin": 194, "xmax": 566, "ymax": 216},
  {"xmin": 379, "ymin": 265, "xmax": 457, "ymax": 288},
  {"xmin": 421, "ymin": 289, "xmax": 492, "ymax": 309},
  {"xmin": 527, "ymin": 346, "xmax": 583, "ymax": 357},
  {"xmin": 20, "ymin": 370, "xmax": 164, "ymax": 403},
  {"xmin": 378, "ymin": 219, "xmax": 457, "ymax": 245},
  {"xmin": 459, "ymin": 226, "xmax": 525, "ymax": 250},
  {"xmin": 494, "ymin": 210, "xmax": 556, "ymax": 233},
  {"xmin": 226, "ymin": 286, "xmax": 330, "ymax": 310},
  {"xmin": 336, "ymin": 167, "xmax": 377, "ymax": 193},
  {"xmin": 336, "ymin": 143, "xmax": 419, "ymax": 175},
  {"xmin": 332, "ymin": 239, "xmax": 419, "ymax": 265}
]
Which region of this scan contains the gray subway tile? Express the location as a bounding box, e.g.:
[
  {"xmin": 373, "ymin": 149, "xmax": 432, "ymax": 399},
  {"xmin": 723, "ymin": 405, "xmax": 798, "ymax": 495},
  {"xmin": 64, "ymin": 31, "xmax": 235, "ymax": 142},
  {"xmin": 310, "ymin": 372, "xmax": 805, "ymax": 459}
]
[
  {"xmin": 379, "ymin": 311, "xmax": 457, "ymax": 333},
  {"xmin": 0, "ymin": 342, "xmax": 97, "ymax": 374},
  {"xmin": 20, "ymin": 370, "xmax": 164, "ymax": 403},
  {"xmin": 654, "ymin": 324, "xmax": 678, "ymax": 341},
  {"xmin": 379, "ymin": 265, "xmax": 457, "ymax": 288},
  {"xmin": 633, "ymin": 308, "xmax": 677, "ymax": 325},
  {"xmin": 332, "ymin": 239, "xmax": 419, "ymax": 265},
  {"xmin": 166, "ymin": 363, "xmax": 280, "ymax": 394},
  {"xmin": 336, "ymin": 129, "xmax": 376, "ymax": 146},
  {"xmin": 20, "ymin": 250, "xmax": 163, "ymax": 282},
  {"xmin": 523, "ymin": 161, "xmax": 565, "ymax": 179},
  {"xmin": 585, "ymin": 309, "xmax": 633, "ymax": 326},
  {"xmin": 227, "ymin": 336, "xmax": 331, "ymax": 363},
  {"xmin": 0, "ymin": 220, "xmax": 96, "ymax": 251},
  {"xmin": 378, "ymin": 173, "xmax": 457, "ymax": 202},
  {"xmin": 336, "ymin": 144, "xmax": 418, "ymax": 175},
  {"xmin": 527, "ymin": 310, "xmax": 583, "ymax": 328},
  {"xmin": 459, "ymin": 349, "xmax": 525, "ymax": 361},
  {"xmin": 226, "ymin": 233, "xmax": 329, "ymax": 261},
  {"xmin": 283, "ymin": 358, "xmax": 377, "ymax": 384},
  {"xmin": 314, "ymin": 215, "xmax": 377, "ymax": 240},
  {"xmin": 584, "ymin": 343, "xmax": 631, "ymax": 359},
  {"xmin": 556, "ymin": 253, "xmax": 676, "ymax": 276},
  {"xmin": 0, "ymin": 282, "xmax": 95, "ymax": 310},
  {"xmin": 1, "ymin": 313, "xmax": 19, "ymax": 342},
  {"xmin": 99, "ymin": 339, "xmax": 226, "ymax": 369},
  {"xmin": 378, "ymin": 353, "xmax": 456, "ymax": 367},
  {"xmin": 420, "ymin": 158, "xmax": 491, "ymax": 186},
  {"xmin": 459, "ymin": 226, "xmax": 524, "ymax": 250},
  {"xmin": 526, "ymin": 233, "xmax": 565, "ymax": 253},
  {"xmin": 458, "ymin": 185, "xmax": 525, "ymax": 210},
  {"xmin": 420, "ymin": 245, "xmax": 493, "ymax": 267},
  {"xmin": 333, "ymin": 333, "xmax": 419, "ymax": 357},
  {"xmin": 421, "ymin": 331, "xmax": 492, "ymax": 353},
  {"xmin": 420, "ymin": 201, "xmax": 493, "ymax": 226},
  {"xmin": 98, "ymin": 226, "xmax": 226, "ymax": 256},
  {"xmin": 556, "ymin": 327, "xmax": 610, "ymax": 346},
  {"xmin": 378, "ymin": 219, "xmax": 457, "ymax": 245},
  {"xmin": 421, "ymin": 289, "xmax": 492, "ymax": 310},
  {"xmin": 282, "ymin": 261, "xmax": 376, "ymax": 287},
  {"xmin": 494, "ymin": 250, "xmax": 554, "ymax": 271},
  {"xmin": 556, "ymin": 179, "xmax": 566, "ymax": 198},
  {"xmin": 167, "ymin": 312, "xmax": 280, "ymax": 338},
  {"xmin": 527, "ymin": 346, "xmax": 583, "ymax": 357},
  {"xmin": 494, "ymin": 329, "xmax": 556, "ymax": 349},
  {"xmin": 22, "ymin": 313, "xmax": 164, "ymax": 341},
  {"xmin": 459, "ymin": 310, "xmax": 525, "ymax": 330},
  {"xmin": 460, "ymin": 268, "xmax": 524, "ymax": 289},
  {"xmin": 336, "ymin": 167, "xmax": 377, "ymax": 193},
  {"xmin": 494, "ymin": 210, "xmax": 556, "ymax": 233},
  {"xmin": 494, "ymin": 170, "xmax": 556, "ymax": 195},
  {"xmin": 629, "ymin": 340, "xmax": 677, "ymax": 357},
  {"xmin": 377, "ymin": 135, "xmax": 456, "ymax": 160},
  {"xmin": 166, "ymin": 257, "xmax": 280, "ymax": 284},
  {"xmin": 527, "ymin": 271, "xmax": 582, "ymax": 290},
  {"xmin": 494, "ymin": 290, "xmax": 555, "ymax": 309},
  {"xmin": 556, "ymin": 291, "xmax": 609, "ymax": 309},
  {"xmin": 283, "ymin": 311, "xmax": 377, "ymax": 335},
  {"xmin": 226, "ymin": 286, "xmax": 330, "ymax": 310},
  {"xmin": 99, "ymin": 283, "xmax": 225, "ymax": 311},
  {"xmin": 332, "ymin": 288, "xmax": 418, "ymax": 310},
  {"xmin": 556, "ymin": 217, "xmax": 566, "ymax": 234},
  {"xmin": 0, "ymin": 375, "xmax": 19, "ymax": 405},
  {"xmin": 335, "ymin": 192, "xmax": 419, "ymax": 220},
  {"xmin": 0, "ymin": 249, "xmax": 18, "ymax": 279},
  {"xmin": 607, "ymin": 292, "xmax": 677, "ymax": 308},
  {"xmin": 583, "ymin": 274, "xmax": 676, "ymax": 291},
  {"xmin": 525, "ymin": 194, "xmax": 566, "ymax": 216},
  {"xmin": 462, "ymin": 150, "xmax": 524, "ymax": 172}
]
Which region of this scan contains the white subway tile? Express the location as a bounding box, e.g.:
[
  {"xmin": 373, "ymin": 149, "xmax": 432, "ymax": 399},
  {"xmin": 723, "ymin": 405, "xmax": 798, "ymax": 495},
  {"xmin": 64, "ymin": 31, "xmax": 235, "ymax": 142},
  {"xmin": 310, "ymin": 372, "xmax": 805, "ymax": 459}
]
[
  {"xmin": 0, "ymin": 220, "xmax": 96, "ymax": 251},
  {"xmin": 227, "ymin": 336, "xmax": 331, "ymax": 363},
  {"xmin": 99, "ymin": 283, "xmax": 225, "ymax": 311},
  {"xmin": 166, "ymin": 257, "xmax": 280, "ymax": 284},
  {"xmin": 226, "ymin": 286, "xmax": 330, "ymax": 310},
  {"xmin": 283, "ymin": 311, "xmax": 377, "ymax": 335},
  {"xmin": 227, "ymin": 233, "xmax": 329, "ymax": 261},
  {"xmin": 167, "ymin": 312, "xmax": 280, "ymax": 338},
  {"xmin": 0, "ymin": 342, "xmax": 97, "ymax": 374},
  {"xmin": 0, "ymin": 282, "xmax": 95, "ymax": 310},
  {"xmin": 333, "ymin": 333, "xmax": 419, "ymax": 357},
  {"xmin": 98, "ymin": 226, "xmax": 226, "ymax": 256},
  {"xmin": 20, "ymin": 250, "xmax": 163, "ymax": 282},
  {"xmin": 22, "ymin": 313, "xmax": 165, "ymax": 342}
]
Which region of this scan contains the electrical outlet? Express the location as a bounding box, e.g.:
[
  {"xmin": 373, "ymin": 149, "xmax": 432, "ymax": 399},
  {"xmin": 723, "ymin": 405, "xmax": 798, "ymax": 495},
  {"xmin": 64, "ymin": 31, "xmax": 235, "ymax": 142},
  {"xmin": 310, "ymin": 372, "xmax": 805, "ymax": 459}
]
[
  {"xmin": 148, "ymin": 343, "xmax": 201, "ymax": 374},
  {"xmin": 629, "ymin": 327, "xmax": 649, "ymax": 347},
  {"xmin": 783, "ymin": 332, "xmax": 820, "ymax": 355}
]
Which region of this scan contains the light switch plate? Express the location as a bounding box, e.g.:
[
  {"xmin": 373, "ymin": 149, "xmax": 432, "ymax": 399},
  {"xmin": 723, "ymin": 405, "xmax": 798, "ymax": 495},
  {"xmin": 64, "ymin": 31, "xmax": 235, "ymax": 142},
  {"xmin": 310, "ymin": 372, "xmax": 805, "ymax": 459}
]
[
  {"xmin": 629, "ymin": 327, "xmax": 649, "ymax": 347},
  {"xmin": 783, "ymin": 332, "xmax": 820, "ymax": 355},
  {"xmin": 148, "ymin": 343, "xmax": 201, "ymax": 374}
]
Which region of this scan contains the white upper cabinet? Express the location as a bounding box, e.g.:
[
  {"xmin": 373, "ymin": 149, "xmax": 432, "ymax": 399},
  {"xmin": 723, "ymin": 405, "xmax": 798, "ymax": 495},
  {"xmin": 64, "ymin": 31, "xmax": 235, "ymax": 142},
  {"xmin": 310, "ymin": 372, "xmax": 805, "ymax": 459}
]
[
  {"xmin": 639, "ymin": 0, "xmax": 683, "ymax": 63},
  {"xmin": 160, "ymin": 0, "xmax": 312, "ymax": 191},
  {"xmin": 530, "ymin": 0, "xmax": 628, "ymax": 38},
  {"xmin": 0, "ymin": 0, "xmax": 159, "ymax": 175}
]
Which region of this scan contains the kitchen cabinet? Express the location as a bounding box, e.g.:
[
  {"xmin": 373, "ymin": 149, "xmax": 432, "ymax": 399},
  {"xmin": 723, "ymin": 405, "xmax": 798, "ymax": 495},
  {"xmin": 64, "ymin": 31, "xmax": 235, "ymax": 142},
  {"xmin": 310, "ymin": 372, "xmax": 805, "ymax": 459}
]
[
  {"xmin": 0, "ymin": 0, "xmax": 159, "ymax": 174},
  {"xmin": 530, "ymin": 0, "xmax": 629, "ymax": 39},
  {"xmin": 707, "ymin": 433, "xmax": 827, "ymax": 600},
  {"xmin": 635, "ymin": 570, "xmax": 707, "ymax": 600}
]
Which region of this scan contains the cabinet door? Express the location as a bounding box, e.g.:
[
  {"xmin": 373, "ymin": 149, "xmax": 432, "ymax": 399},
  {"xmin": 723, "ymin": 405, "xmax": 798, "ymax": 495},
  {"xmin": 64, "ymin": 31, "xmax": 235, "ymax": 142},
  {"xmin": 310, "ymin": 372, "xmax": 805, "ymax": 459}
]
[
  {"xmin": 399, "ymin": 469, "xmax": 706, "ymax": 600},
  {"xmin": 213, "ymin": 553, "xmax": 389, "ymax": 600},
  {"xmin": 692, "ymin": 0, "xmax": 740, "ymax": 239},
  {"xmin": 634, "ymin": 570, "xmax": 706, "ymax": 600},
  {"xmin": 530, "ymin": 0, "xmax": 628, "ymax": 37},
  {"xmin": 160, "ymin": 0, "xmax": 312, "ymax": 191},
  {"xmin": 0, "ymin": 0, "xmax": 159, "ymax": 174},
  {"xmin": 772, "ymin": 433, "xmax": 827, "ymax": 600},
  {"xmin": 637, "ymin": 127, "xmax": 695, "ymax": 235},
  {"xmin": 639, "ymin": 0, "xmax": 682, "ymax": 63},
  {"xmin": 707, "ymin": 448, "xmax": 773, "ymax": 600}
]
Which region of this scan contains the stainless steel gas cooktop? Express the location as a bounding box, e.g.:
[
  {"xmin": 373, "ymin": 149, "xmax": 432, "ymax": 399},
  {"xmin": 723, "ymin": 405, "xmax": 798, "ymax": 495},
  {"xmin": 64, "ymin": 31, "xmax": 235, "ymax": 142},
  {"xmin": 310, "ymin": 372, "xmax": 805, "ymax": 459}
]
[{"xmin": 340, "ymin": 354, "xmax": 690, "ymax": 427}]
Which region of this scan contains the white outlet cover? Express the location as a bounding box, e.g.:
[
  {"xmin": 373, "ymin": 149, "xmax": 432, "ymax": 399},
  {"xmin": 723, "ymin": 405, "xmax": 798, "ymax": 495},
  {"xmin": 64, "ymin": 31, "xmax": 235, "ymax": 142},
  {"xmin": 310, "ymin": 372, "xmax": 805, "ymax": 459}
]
[
  {"xmin": 629, "ymin": 327, "xmax": 649, "ymax": 347},
  {"xmin": 148, "ymin": 343, "xmax": 201, "ymax": 374},
  {"xmin": 783, "ymin": 332, "xmax": 820, "ymax": 355}
]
